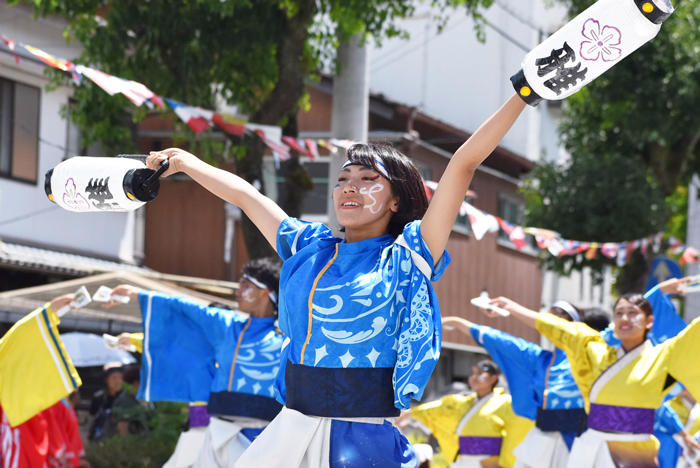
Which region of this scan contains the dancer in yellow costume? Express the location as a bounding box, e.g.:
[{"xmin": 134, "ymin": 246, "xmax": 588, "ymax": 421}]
[
  {"xmin": 399, "ymin": 360, "xmax": 533, "ymax": 468},
  {"xmin": 0, "ymin": 294, "xmax": 82, "ymax": 427},
  {"xmin": 489, "ymin": 292, "xmax": 700, "ymax": 468}
]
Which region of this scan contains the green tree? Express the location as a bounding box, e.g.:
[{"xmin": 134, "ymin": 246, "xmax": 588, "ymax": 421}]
[
  {"xmin": 523, "ymin": 0, "xmax": 700, "ymax": 292},
  {"xmin": 23, "ymin": 0, "xmax": 493, "ymax": 260}
]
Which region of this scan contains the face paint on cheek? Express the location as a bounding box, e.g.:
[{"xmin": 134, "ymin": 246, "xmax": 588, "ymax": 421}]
[
  {"xmin": 477, "ymin": 373, "xmax": 488, "ymax": 382},
  {"xmin": 359, "ymin": 183, "xmax": 385, "ymax": 214},
  {"xmin": 629, "ymin": 313, "xmax": 646, "ymax": 329},
  {"xmin": 241, "ymin": 288, "xmax": 256, "ymax": 303}
]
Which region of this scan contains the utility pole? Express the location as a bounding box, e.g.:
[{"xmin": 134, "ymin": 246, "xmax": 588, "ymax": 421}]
[
  {"xmin": 326, "ymin": 34, "xmax": 370, "ymax": 235},
  {"xmin": 685, "ymin": 174, "xmax": 700, "ymax": 322}
]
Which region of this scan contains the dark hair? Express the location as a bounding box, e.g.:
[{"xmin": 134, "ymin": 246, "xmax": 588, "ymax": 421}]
[
  {"xmin": 582, "ymin": 308, "xmax": 611, "ymax": 332},
  {"xmin": 475, "ymin": 359, "xmax": 500, "ymax": 376},
  {"xmin": 123, "ymin": 366, "xmax": 141, "ymax": 385},
  {"xmin": 242, "ymin": 257, "xmax": 282, "ymax": 304},
  {"xmin": 342, "ymin": 143, "xmax": 429, "ymax": 238},
  {"xmin": 614, "ymin": 293, "xmax": 653, "ymax": 317}
]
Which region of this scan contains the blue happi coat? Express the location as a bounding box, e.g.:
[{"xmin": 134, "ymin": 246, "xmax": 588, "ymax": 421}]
[
  {"xmin": 470, "ymin": 324, "xmax": 584, "ymax": 449},
  {"xmin": 137, "ymin": 292, "xmax": 284, "ymax": 420},
  {"xmin": 275, "ymin": 217, "xmax": 450, "ymax": 413}
]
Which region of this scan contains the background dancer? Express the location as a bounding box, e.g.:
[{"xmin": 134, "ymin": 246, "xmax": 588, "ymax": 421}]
[
  {"xmin": 443, "ymin": 301, "xmax": 587, "ymax": 468},
  {"xmin": 104, "ymin": 257, "xmax": 283, "ymax": 468},
  {"xmin": 399, "ymin": 359, "xmax": 533, "ymax": 467},
  {"xmin": 145, "ymin": 91, "xmax": 527, "ymax": 468},
  {"xmin": 655, "ymin": 386, "xmax": 700, "ymax": 468},
  {"xmin": 489, "ymin": 292, "xmax": 700, "ymax": 468}
]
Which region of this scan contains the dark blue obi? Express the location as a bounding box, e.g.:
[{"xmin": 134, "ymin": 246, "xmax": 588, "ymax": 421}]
[
  {"xmin": 285, "ymin": 361, "xmax": 400, "ymax": 418},
  {"xmin": 208, "ymin": 391, "xmax": 283, "ymax": 421},
  {"xmin": 536, "ymin": 407, "xmax": 588, "ymax": 434}
]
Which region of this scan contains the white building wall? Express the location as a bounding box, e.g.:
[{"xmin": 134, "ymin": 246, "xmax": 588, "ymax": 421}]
[
  {"xmin": 369, "ymin": 0, "xmax": 614, "ymax": 313},
  {"xmin": 369, "ymin": 0, "xmax": 568, "ymax": 161},
  {"xmin": 0, "ymin": 1, "xmax": 139, "ymax": 262}
]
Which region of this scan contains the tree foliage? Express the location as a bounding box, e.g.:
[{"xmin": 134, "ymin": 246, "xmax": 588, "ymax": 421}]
[
  {"xmin": 523, "ymin": 0, "xmax": 700, "ymax": 290},
  {"xmin": 23, "ymin": 0, "xmax": 494, "ymax": 260}
]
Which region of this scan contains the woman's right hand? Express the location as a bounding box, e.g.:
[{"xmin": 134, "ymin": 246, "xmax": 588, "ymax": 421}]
[
  {"xmin": 147, "ymin": 148, "xmax": 198, "ymax": 177},
  {"xmin": 102, "ymin": 284, "xmax": 143, "ymax": 309}
]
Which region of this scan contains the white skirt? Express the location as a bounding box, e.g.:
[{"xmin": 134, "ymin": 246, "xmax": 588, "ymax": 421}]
[
  {"xmin": 185, "ymin": 417, "xmax": 268, "ymax": 468},
  {"xmin": 565, "ymin": 429, "xmax": 657, "ymax": 468},
  {"xmin": 163, "ymin": 427, "xmax": 207, "ymax": 468},
  {"xmin": 233, "ymin": 407, "xmax": 415, "ymax": 468},
  {"xmin": 512, "ymin": 427, "xmax": 570, "ymax": 468}
]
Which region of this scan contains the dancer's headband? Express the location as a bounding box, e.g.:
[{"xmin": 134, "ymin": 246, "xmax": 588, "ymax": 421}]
[
  {"xmin": 342, "ymin": 157, "xmax": 390, "ymax": 180},
  {"xmin": 552, "ymin": 301, "xmax": 581, "ymax": 322},
  {"xmin": 242, "ymin": 274, "xmax": 277, "ymax": 307}
]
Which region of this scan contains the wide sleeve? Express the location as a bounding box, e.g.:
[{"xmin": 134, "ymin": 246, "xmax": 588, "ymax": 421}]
[
  {"xmin": 664, "ymin": 317, "xmax": 700, "ymax": 399},
  {"xmin": 535, "ymin": 313, "xmax": 617, "ymax": 407},
  {"xmin": 500, "ymin": 402, "xmax": 535, "ymax": 468},
  {"xmin": 655, "ymin": 402, "xmax": 685, "ymax": 435},
  {"xmin": 396, "ymin": 221, "xmax": 450, "ymax": 281},
  {"xmin": 471, "ymin": 325, "xmax": 543, "ymax": 420},
  {"xmin": 411, "ymin": 395, "xmax": 466, "ymax": 463},
  {"xmin": 138, "ymin": 291, "xmax": 238, "ymax": 403},
  {"xmin": 276, "ymin": 217, "xmax": 335, "ymax": 261},
  {"xmin": 644, "ymin": 285, "xmax": 687, "ymax": 345}
]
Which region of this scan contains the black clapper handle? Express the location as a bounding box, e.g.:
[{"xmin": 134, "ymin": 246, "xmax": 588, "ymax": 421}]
[
  {"xmin": 116, "ymin": 154, "xmax": 170, "ymax": 190},
  {"xmin": 141, "ymin": 160, "xmax": 170, "ymax": 190}
]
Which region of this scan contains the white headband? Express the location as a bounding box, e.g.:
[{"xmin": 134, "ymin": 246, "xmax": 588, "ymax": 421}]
[
  {"xmin": 342, "ymin": 157, "xmax": 390, "ymax": 180},
  {"xmin": 552, "ymin": 301, "xmax": 581, "ymax": 322},
  {"xmin": 242, "ymin": 274, "xmax": 277, "ymax": 306}
]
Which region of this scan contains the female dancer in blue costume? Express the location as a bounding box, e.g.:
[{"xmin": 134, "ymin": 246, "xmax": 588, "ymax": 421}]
[
  {"xmin": 146, "ymin": 93, "xmax": 527, "ymax": 468},
  {"xmin": 442, "ymin": 303, "xmax": 587, "ymax": 468},
  {"xmin": 103, "ymin": 258, "xmax": 284, "ymax": 468}
]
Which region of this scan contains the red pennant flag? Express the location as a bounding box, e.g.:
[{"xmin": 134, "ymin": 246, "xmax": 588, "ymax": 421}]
[
  {"xmin": 281, "ymin": 136, "xmax": 306, "ymax": 155},
  {"xmin": 212, "ymin": 113, "xmax": 247, "ymax": 136},
  {"xmin": 304, "ymin": 139, "xmax": 319, "ymax": 160},
  {"xmin": 1, "ymin": 36, "xmax": 19, "ymax": 64}
]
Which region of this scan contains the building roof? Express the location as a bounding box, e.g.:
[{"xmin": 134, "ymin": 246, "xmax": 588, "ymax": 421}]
[
  {"xmin": 0, "ymin": 240, "xmax": 152, "ymax": 277},
  {"xmin": 0, "ymin": 271, "xmax": 240, "ymax": 331}
]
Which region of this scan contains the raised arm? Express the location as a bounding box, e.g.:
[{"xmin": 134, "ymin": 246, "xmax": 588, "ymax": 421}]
[
  {"xmin": 489, "ymin": 297, "xmax": 539, "ymax": 329},
  {"xmin": 421, "ymin": 94, "xmax": 526, "ymax": 263},
  {"xmin": 147, "ymin": 149, "xmax": 288, "ymax": 251}
]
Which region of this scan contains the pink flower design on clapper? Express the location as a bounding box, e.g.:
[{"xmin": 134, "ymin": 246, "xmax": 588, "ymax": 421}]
[
  {"xmin": 62, "ymin": 178, "xmax": 90, "ymax": 211},
  {"xmin": 580, "ymin": 19, "xmax": 622, "ymax": 62}
]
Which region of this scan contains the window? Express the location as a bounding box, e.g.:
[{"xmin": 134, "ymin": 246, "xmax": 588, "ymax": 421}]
[
  {"xmin": 0, "ymin": 78, "xmax": 40, "ymax": 183},
  {"xmin": 498, "ymin": 195, "xmax": 537, "ymax": 250},
  {"xmin": 263, "ymin": 158, "xmax": 330, "ymax": 216}
]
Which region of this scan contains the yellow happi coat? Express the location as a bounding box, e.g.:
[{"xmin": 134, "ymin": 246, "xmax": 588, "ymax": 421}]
[
  {"xmin": 536, "ymin": 314, "xmax": 700, "ymax": 466},
  {"xmin": 412, "ymin": 388, "xmax": 533, "ymax": 467}
]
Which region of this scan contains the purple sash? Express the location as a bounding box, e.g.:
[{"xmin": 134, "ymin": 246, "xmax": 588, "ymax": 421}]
[
  {"xmin": 189, "ymin": 404, "xmax": 211, "ymax": 428},
  {"xmin": 458, "ymin": 436, "xmax": 503, "ymax": 456},
  {"xmin": 588, "ymin": 403, "xmax": 654, "ymax": 434}
]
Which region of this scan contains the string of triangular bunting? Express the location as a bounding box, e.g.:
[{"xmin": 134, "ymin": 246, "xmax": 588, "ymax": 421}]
[
  {"xmin": 421, "ymin": 183, "xmax": 697, "ymax": 266},
  {"xmin": 5, "ymin": 36, "xmax": 697, "ymax": 265},
  {"xmin": 0, "ymin": 36, "xmax": 354, "ymax": 167}
]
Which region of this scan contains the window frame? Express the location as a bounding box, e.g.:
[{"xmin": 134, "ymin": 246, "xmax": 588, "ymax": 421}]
[{"xmin": 0, "ymin": 76, "xmax": 41, "ymax": 185}]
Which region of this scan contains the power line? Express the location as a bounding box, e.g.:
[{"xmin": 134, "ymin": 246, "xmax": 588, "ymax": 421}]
[
  {"xmin": 371, "ymin": 15, "xmax": 470, "ymax": 73},
  {"xmin": 0, "ymin": 206, "xmax": 59, "ymax": 227},
  {"xmin": 493, "ymin": 0, "xmax": 546, "ymax": 36}
]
